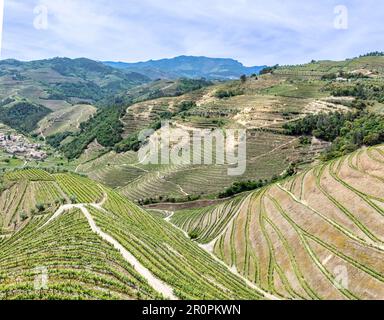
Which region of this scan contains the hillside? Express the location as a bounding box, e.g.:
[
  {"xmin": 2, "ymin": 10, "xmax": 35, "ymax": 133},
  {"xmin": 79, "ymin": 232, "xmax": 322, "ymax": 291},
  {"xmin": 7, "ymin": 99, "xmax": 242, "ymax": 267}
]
[
  {"xmin": 75, "ymin": 72, "xmax": 351, "ymax": 202},
  {"xmin": 60, "ymin": 78, "xmax": 213, "ymax": 159},
  {"xmin": 104, "ymin": 56, "xmax": 266, "ymax": 80},
  {"xmin": 1, "ymin": 145, "xmax": 384, "ymax": 299},
  {"xmin": 0, "ymin": 168, "xmax": 265, "ymax": 300},
  {"xmin": 0, "ymin": 58, "xmax": 150, "ymax": 136},
  {"xmin": 0, "ymin": 58, "xmax": 150, "ymax": 107},
  {"xmin": 72, "ymin": 55, "xmax": 384, "ymax": 203},
  {"xmin": 0, "ymin": 55, "xmax": 384, "ymax": 300},
  {"xmin": 171, "ymin": 145, "xmax": 384, "ymax": 299}
]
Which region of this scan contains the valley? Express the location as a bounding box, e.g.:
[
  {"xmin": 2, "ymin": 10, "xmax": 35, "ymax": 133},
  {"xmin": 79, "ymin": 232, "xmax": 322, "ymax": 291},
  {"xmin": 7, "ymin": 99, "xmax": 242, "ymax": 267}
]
[{"xmin": 0, "ymin": 54, "xmax": 384, "ymax": 300}]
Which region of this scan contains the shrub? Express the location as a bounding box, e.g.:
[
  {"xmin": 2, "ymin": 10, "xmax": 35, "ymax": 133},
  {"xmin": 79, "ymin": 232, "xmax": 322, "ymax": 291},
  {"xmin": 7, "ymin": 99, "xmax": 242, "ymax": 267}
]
[
  {"xmin": 70, "ymin": 195, "xmax": 77, "ymax": 204},
  {"xmin": 20, "ymin": 211, "xmax": 28, "ymax": 221},
  {"xmin": 188, "ymin": 230, "xmax": 199, "ymax": 240},
  {"xmin": 214, "ymin": 89, "xmax": 243, "ymax": 99},
  {"xmin": 36, "ymin": 203, "xmax": 45, "ymax": 212}
]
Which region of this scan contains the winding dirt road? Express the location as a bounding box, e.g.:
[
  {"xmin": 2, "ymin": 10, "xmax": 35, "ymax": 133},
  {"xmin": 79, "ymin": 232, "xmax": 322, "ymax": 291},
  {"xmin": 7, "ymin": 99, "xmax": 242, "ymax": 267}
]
[{"xmin": 40, "ymin": 194, "xmax": 177, "ymax": 300}]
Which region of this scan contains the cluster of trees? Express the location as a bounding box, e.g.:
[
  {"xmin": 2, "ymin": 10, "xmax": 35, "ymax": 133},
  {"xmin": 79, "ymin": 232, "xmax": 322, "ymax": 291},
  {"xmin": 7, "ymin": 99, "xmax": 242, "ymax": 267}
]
[
  {"xmin": 47, "ymin": 82, "xmax": 103, "ymax": 101},
  {"xmin": 46, "ymin": 131, "xmax": 72, "ymax": 148},
  {"xmin": 137, "ymin": 194, "xmax": 201, "ymax": 206},
  {"xmin": 326, "ymin": 82, "xmax": 384, "ymax": 103},
  {"xmin": 219, "ymin": 180, "xmax": 269, "ymax": 198},
  {"xmin": 188, "ymin": 230, "xmax": 200, "ymax": 240},
  {"xmin": 283, "ymin": 111, "xmax": 361, "ymax": 142},
  {"xmin": 0, "ymin": 101, "xmax": 51, "ymax": 133},
  {"xmin": 284, "ymin": 110, "xmax": 384, "ymax": 160},
  {"xmin": 0, "ymin": 97, "xmax": 15, "ymax": 107},
  {"xmin": 114, "ymin": 132, "xmax": 141, "ymax": 153},
  {"xmin": 214, "ymin": 88, "xmax": 244, "ymax": 99},
  {"xmin": 174, "ymin": 79, "xmax": 212, "ymax": 95},
  {"xmin": 62, "ymin": 106, "xmax": 124, "ymax": 159},
  {"xmin": 323, "ymin": 113, "xmax": 384, "ymax": 160},
  {"xmin": 259, "ymin": 65, "xmax": 279, "ymax": 75},
  {"xmin": 359, "ymin": 52, "xmax": 384, "ymax": 57},
  {"xmin": 219, "ymin": 164, "xmax": 296, "ymax": 198},
  {"xmin": 178, "ymin": 100, "xmax": 196, "ymax": 112},
  {"xmin": 321, "ymin": 71, "xmax": 368, "ymax": 81}
]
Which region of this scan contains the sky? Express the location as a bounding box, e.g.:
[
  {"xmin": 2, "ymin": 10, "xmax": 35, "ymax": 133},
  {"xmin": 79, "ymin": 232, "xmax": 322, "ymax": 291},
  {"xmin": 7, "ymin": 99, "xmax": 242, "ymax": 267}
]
[{"xmin": 1, "ymin": 0, "xmax": 384, "ymax": 66}]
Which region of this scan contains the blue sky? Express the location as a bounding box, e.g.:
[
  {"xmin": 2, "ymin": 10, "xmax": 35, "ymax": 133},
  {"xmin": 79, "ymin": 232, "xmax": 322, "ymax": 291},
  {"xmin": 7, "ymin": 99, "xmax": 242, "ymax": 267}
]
[{"xmin": 1, "ymin": 0, "xmax": 384, "ymax": 65}]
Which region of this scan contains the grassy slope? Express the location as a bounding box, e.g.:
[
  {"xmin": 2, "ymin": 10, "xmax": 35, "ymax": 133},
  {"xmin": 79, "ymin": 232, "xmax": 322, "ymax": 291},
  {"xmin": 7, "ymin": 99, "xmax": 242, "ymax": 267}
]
[{"xmin": 171, "ymin": 145, "xmax": 384, "ymax": 299}]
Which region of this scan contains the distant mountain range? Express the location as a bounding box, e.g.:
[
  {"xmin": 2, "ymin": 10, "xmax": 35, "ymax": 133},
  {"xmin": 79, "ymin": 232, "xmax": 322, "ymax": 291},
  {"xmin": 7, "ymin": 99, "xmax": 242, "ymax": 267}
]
[
  {"xmin": 0, "ymin": 57, "xmax": 150, "ymax": 106},
  {"xmin": 104, "ymin": 56, "xmax": 267, "ymax": 80},
  {"xmin": 0, "ymin": 57, "xmax": 151, "ymax": 133}
]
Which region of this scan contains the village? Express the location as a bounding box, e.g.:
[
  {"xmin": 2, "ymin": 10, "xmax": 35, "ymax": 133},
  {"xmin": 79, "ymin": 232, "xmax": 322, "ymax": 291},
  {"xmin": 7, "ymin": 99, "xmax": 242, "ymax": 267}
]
[{"xmin": 0, "ymin": 133, "xmax": 47, "ymax": 160}]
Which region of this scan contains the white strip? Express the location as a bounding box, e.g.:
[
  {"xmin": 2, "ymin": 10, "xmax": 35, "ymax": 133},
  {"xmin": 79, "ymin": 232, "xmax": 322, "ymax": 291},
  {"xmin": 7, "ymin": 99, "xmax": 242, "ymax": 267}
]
[
  {"xmin": 163, "ymin": 209, "xmax": 281, "ymax": 300},
  {"xmin": 41, "ymin": 201, "xmax": 177, "ymax": 300},
  {"xmin": 80, "ymin": 206, "xmax": 178, "ymax": 300}
]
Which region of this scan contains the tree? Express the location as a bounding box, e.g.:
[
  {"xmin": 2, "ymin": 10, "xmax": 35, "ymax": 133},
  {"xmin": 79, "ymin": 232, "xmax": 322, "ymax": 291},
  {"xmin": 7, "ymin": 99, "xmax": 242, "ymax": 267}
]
[
  {"xmin": 188, "ymin": 230, "xmax": 199, "ymax": 240},
  {"xmin": 70, "ymin": 195, "xmax": 77, "ymax": 204},
  {"xmin": 20, "ymin": 211, "xmax": 28, "ymax": 221},
  {"xmin": 240, "ymin": 75, "xmax": 247, "ymax": 83},
  {"xmin": 36, "ymin": 203, "xmax": 45, "ymax": 212},
  {"xmin": 363, "ymin": 133, "xmax": 381, "ymax": 146}
]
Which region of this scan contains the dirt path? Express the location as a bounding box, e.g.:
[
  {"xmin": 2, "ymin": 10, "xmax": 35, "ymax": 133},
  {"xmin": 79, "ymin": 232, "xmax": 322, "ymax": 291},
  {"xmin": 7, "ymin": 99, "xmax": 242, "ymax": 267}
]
[
  {"xmin": 39, "ymin": 128, "xmax": 46, "ymax": 142},
  {"xmin": 79, "ymin": 206, "xmax": 177, "ymax": 300},
  {"xmin": 76, "ymin": 109, "xmax": 85, "ymax": 129},
  {"xmin": 249, "ymin": 137, "xmax": 299, "ymax": 162},
  {"xmin": 162, "ymin": 208, "xmax": 280, "ymax": 300},
  {"xmin": 156, "ymin": 172, "xmax": 189, "ymax": 196},
  {"xmin": 40, "ymin": 194, "xmax": 177, "ymax": 300}
]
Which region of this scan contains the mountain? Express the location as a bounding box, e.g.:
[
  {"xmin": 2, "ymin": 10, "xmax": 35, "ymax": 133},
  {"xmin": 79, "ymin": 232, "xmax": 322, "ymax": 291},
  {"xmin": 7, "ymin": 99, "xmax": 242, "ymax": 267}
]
[
  {"xmin": 104, "ymin": 56, "xmax": 267, "ymax": 80},
  {"xmin": 0, "ymin": 57, "xmax": 151, "ymax": 134},
  {"xmin": 0, "ymin": 57, "xmax": 150, "ymax": 106},
  {"xmin": 68, "ymin": 55, "xmax": 384, "ymax": 203}
]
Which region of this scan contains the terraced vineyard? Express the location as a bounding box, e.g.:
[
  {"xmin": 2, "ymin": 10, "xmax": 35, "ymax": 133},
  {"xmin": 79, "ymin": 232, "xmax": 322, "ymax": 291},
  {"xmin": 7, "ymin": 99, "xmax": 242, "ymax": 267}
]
[
  {"xmin": 0, "ymin": 168, "xmax": 266, "ymax": 300},
  {"xmin": 75, "ymin": 61, "xmax": 355, "ymax": 202},
  {"xmin": 78, "ymin": 129, "xmax": 315, "ymax": 201},
  {"xmin": 2, "ymin": 55, "xmax": 384, "ymax": 301},
  {"xmin": 36, "ymin": 104, "xmax": 97, "ymax": 137},
  {"xmin": 274, "ymin": 56, "xmax": 384, "ymax": 80},
  {"xmin": 0, "ymin": 209, "xmax": 160, "ymax": 299},
  {"xmin": 55, "ymin": 173, "xmax": 104, "ymax": 203},
  {"xmin": 171, "ymin": 146, "xmax": 384, "ymax": 299},
  {"xmin": 6, "ymin": 168, "xmax": 55, "ymax": 181}
]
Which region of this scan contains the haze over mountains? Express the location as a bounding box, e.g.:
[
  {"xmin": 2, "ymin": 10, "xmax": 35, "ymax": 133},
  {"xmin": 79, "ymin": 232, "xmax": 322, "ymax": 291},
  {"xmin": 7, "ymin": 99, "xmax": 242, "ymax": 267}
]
[{"xmin": 104, "ymin": 55, "xmax": 267, "ymax": 80}]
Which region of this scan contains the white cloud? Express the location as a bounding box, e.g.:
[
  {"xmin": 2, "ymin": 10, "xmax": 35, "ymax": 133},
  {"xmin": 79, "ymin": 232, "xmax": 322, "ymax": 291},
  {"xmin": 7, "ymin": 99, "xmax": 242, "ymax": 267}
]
[{"xmin": 1, "ymin": 0, "xmax": 384, "ymax": 65}]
